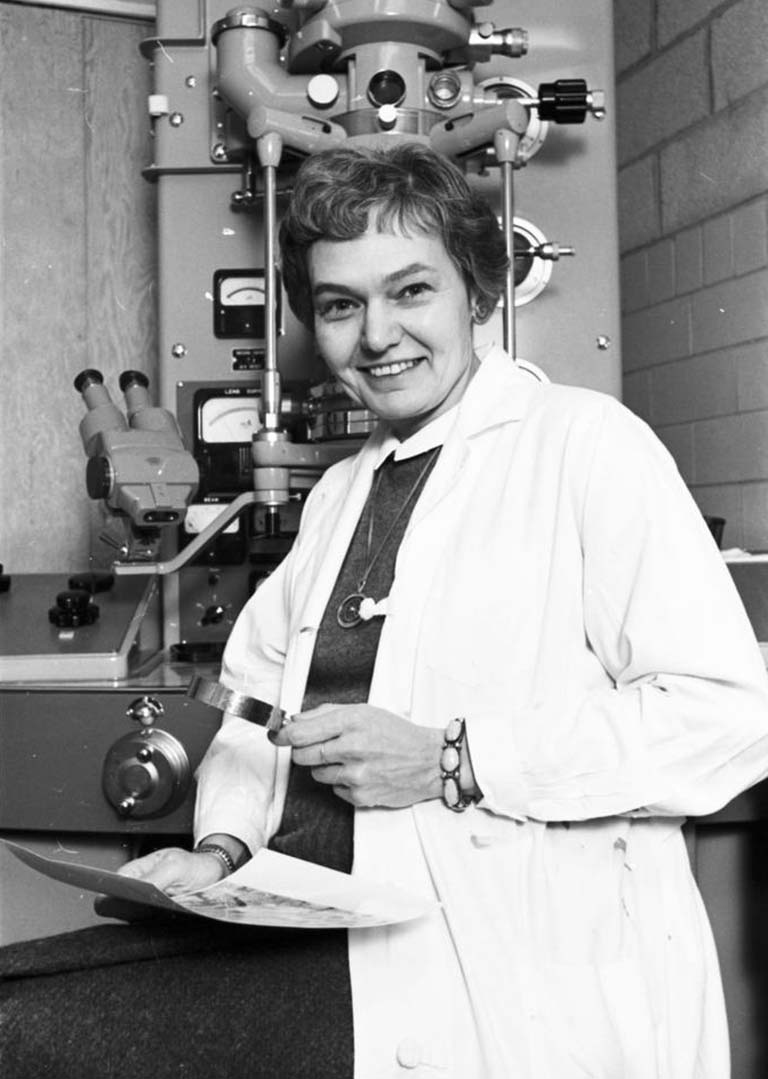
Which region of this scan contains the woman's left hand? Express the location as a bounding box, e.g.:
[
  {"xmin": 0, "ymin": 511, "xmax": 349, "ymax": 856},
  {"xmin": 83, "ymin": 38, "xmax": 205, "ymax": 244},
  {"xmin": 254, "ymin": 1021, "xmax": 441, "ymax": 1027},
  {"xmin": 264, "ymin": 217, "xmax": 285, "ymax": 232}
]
[{"xmin": 270, "ymin": 703, "xmax": 444, "ymax": 808}]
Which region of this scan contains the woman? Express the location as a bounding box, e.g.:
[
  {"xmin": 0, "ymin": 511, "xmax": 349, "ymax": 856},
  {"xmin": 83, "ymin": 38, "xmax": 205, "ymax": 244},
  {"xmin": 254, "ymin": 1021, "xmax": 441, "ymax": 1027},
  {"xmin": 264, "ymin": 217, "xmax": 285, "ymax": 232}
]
[{"xmin": 120, "ymin": 144, "xmax": 768, "ymax": 1076}]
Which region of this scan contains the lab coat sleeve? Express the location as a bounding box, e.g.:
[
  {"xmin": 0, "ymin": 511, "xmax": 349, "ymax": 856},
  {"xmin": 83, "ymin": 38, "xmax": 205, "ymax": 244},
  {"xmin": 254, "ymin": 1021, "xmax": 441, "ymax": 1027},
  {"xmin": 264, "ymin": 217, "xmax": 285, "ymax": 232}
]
[
  {"xmin": 192, "ymin": 551, "xmax": 292, "ymax": 854},
  {"xmin": 473, "ymin": 399, "xmax": 768, "ymax": 821}
]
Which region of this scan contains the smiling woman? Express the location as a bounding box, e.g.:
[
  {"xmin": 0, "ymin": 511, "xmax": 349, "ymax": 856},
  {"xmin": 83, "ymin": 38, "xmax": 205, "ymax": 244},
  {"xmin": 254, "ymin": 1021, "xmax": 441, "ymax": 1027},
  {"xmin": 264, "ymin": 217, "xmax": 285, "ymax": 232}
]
[
  {"xmin": 63, "ymin": 144, "xmax": 768, "ymax": 1079},
  {"xmin": 308, "ymin": 229, "xmax": 479, "ymax": 437},
  {"xmin": 278, "ymin": 143, "xmax": 508, "ymax": 437}
]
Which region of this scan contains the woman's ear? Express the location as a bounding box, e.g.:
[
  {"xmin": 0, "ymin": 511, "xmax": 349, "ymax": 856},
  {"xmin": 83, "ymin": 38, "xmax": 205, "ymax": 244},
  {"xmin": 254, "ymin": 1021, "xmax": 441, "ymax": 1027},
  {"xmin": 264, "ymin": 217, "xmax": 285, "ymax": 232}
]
[{"xmin": 471, "ymin": 295, "xmax": 493, "ymax": 325}]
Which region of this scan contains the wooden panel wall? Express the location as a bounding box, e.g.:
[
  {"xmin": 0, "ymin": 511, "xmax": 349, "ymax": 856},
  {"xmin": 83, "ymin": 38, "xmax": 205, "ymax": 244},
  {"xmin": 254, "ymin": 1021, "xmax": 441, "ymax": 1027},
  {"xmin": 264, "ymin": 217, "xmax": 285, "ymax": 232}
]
[{"xmin": 0, "ymin": 2, "xmax": 156, "ymax": 574}]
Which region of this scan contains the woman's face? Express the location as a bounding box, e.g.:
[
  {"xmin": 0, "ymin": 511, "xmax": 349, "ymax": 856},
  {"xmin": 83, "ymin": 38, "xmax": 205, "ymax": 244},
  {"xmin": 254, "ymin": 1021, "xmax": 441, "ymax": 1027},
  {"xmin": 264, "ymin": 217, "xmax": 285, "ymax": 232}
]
[{"xmin": 307, "ymin": 223, "xmax": 478, "ymax": 439}]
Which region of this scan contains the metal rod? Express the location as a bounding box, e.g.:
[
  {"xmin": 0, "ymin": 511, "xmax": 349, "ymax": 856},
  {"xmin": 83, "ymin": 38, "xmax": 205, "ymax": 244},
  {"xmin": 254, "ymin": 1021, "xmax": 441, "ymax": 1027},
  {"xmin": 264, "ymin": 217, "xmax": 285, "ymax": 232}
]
[
  {"xmin": 500, "ymin": 157, "xmax": 516, "ymax": 359},
  {"xmin": 257, "ymin": 132, "xmax": 283, "ymax": 430}
]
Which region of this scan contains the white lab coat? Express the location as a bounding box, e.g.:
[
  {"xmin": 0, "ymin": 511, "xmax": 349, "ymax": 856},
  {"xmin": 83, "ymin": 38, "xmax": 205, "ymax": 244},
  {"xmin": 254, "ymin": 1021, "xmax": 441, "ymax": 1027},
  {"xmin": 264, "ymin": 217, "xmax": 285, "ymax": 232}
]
[{"xmin": 195, "ymin": 344, "xmax": 768, "ymax": 1078}]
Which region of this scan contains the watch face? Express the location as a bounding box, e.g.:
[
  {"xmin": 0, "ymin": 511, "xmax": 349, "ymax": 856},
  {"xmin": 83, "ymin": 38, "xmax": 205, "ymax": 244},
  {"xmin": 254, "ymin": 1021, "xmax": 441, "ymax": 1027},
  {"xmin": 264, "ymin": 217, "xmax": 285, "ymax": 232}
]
[{"xmin": 199, "ymin": 396, "xmax": 261, "ymax": 443}]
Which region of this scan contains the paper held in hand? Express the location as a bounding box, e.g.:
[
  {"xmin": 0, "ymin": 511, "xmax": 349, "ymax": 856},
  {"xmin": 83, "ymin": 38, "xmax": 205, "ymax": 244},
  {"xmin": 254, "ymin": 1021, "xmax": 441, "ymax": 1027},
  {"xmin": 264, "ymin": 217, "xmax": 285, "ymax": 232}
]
[{"xmin": 2, "ymin": 840, "xmax": 436, "ymax": 929}]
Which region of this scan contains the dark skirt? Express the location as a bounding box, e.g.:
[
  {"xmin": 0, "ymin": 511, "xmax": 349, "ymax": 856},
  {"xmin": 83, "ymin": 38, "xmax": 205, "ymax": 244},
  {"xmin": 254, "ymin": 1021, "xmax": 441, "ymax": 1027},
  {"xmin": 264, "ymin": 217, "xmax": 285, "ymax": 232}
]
[{"xmin": 0, "ymin": 916, "xmax": 353, "ymax": 1079}]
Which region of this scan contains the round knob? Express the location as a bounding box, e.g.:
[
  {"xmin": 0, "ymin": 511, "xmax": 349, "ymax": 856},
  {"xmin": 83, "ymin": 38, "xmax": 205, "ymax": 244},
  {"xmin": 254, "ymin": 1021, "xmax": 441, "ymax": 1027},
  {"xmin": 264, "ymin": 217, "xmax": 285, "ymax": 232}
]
[
  {"xmin": 126, "ymin": 695, "xmax": 164, "ymax": 727},
  {"xmin": 85, "ymin": 455, "xmax": 113, "ymax": 499},
  {"xmin": 103, "ymin": 729, "xmax": 190, "ymax": 820},
  {"xmin": 48, "ymin": 590, "xmax": 99, "ymax": 628},
  {"xmin": 307, "ymin": 73, "xmax": 339, "ymax": 108},
  {"xmin": 377, "ymin": 105, "xmax": 398, "ymax": 131},
  {"xmin": 537, "ymin": 79, "xmax": 590, "ymax": 124},
  {"xmin": 200, "ymin": 604, "xmax": 227, "ymax": 626}
]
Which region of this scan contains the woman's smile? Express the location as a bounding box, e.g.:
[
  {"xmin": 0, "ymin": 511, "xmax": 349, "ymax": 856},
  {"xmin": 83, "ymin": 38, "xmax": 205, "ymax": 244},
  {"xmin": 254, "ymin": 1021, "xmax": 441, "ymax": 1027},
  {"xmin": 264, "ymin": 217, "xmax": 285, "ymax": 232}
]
[
  {"xmin": 308, "ymin": 223, "xmax": 478, "ymax": 438},
  {"xmin": 362, "ymin": 357, "xmax": 424, "ymax": 379}
]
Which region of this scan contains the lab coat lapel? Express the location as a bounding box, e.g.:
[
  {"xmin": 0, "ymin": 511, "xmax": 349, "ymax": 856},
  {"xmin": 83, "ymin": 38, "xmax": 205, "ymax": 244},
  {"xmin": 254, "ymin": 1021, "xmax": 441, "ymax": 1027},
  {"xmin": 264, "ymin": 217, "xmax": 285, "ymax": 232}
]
[
  {"xmin": 293, "ymin": 428, "xmax": 391, "ymax": 632},
  {"xmin": 370, "ymin": 346, "xmax": 540, "ymax": 715},
  {"xmin": 409, "ymin": 345, "xmax": 538, "ymax": 528}
]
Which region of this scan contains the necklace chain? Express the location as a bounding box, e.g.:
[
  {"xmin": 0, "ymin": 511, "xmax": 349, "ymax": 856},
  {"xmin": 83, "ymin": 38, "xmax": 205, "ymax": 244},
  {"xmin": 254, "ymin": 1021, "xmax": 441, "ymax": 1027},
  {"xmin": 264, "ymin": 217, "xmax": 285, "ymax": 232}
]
[{"xmin": 336, "ymin": 446, "xmax": 440, "ymax": 629}]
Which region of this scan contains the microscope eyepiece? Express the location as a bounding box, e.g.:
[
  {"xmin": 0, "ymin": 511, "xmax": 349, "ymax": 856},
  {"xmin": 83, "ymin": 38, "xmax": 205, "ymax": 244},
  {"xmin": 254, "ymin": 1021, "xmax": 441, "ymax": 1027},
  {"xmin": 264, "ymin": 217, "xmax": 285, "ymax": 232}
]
[
  {"xmin": 119, "ymin": 370, "xmax": 150, "ymax": 393},
  {"xmin": 74, "ymin": 369, "xmax": 104, "ymax": 394}
]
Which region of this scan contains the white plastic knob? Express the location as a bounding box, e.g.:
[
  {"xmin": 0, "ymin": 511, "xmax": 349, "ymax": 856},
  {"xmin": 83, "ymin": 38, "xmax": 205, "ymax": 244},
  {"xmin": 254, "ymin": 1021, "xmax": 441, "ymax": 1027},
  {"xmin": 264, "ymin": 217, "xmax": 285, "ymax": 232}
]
[
  {"xmin": 307, "ymin": 74, "xmax": 340, "ymax": 108},
  {"xmin": 377, "ymin": 104, "xmax": 398, "ymax": 130}
]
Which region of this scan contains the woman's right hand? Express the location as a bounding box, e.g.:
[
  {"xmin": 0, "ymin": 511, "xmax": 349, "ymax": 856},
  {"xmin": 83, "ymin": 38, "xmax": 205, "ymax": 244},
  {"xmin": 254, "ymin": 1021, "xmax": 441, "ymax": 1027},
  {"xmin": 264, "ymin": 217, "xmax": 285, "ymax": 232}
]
[{"xmin": 116, "ymin": 847, "xmax": 226, "ymax": 897}]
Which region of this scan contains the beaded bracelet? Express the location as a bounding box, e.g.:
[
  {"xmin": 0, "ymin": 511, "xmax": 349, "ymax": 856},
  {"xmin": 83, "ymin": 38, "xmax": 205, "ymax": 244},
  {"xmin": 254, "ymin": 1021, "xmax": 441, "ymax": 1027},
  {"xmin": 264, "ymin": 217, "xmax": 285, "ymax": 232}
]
[
  {"xmin": 195, "ymin": 842, "xmax": 236, "ymax": 877},
  {"xmin": 440, "ymin": 717, "xmax": 474, "ymax": 812}
]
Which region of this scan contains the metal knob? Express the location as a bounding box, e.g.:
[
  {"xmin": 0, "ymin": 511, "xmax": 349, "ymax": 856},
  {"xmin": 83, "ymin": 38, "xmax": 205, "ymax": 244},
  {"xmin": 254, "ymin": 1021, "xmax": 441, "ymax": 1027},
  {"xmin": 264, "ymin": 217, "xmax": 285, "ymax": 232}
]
[
  {"xmin": 126, "ymin": 695, "xmax": 164, "ymax": 728},
  {"xmin": 103, "ymin": 726, "xmax": 190, "ymax": 820}
]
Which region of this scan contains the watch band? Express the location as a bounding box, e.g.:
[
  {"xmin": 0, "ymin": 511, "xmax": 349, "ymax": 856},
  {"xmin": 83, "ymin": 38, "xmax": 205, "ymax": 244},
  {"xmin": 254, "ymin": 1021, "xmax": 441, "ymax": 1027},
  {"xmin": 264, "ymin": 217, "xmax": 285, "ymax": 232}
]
[{"xmin": 195, "ymin": 842, "xmax": 236, "ymax": 876}]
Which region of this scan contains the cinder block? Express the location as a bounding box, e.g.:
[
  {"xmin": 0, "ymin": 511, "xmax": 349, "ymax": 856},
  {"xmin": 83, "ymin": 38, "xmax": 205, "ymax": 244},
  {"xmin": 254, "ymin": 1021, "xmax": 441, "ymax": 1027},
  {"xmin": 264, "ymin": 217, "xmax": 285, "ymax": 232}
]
[
  {"xmin": 688, "ymin": 482, "xmax": 744, "ymax": 550},
  {"xmin": 622, "ymin": 369, "xmax": 652, "ymax": 421},
  {"xmin": 713, "ymin": 0, "xmax": 768, "ymax": 110},
  {"xmin": 647, "ymin": 238, "xmax": 676, "ymax": 304},
  {"xmin": 658, "ymin": 0, "xmax": 724, "ymax": 46},
  {"xmin": 661, "ymin": 87, "xmax": 768, "ymax": 233},
  {"xmin": 622, "ymin": 296, "xmax": 692, "ymax": 371},
  {"xmin": 703, "ymin": 214, "xmax": 734, "ymax": 285},
  {"xmin": 618, "ymin": 156, "xmax": 660, "ymax": 251},
  {"xmin": 649, "ymin": 351, "xmax": 738, "ymax": 426},
  {"xmin": 732, "ymin": 199, "xmax": 768, "ymax": 276},
  {"xmin": 654, "ymin": 421, "xmax": 695, "ymax": 483},
  {"xmin": 741, "ymin": 482, "xmax": 768, "ymax": 551},
  {"xmin": 691, "ymin": 269, "xmax": 768, "ymax": 353},
  {"xmin": 617, "ymin": 32, "xmax": 708, "ymax": 163},
  {"xmin": 735, "ymin": 340, "xmax": 768, "ymax": 411},
  {"xmin": 693, "ymin": 410, "xmax": 768, "ymax": 485},
  {"xmin": 620, "ymin": 250, "xmax": 648, "ymax": 312},
  {"xmin": 614, "ymin": 0, "xmax": 653, "ymax": 74},
  {"xmin": 675, "ymin": 227, "xmax": 704, "ymax": 295}
]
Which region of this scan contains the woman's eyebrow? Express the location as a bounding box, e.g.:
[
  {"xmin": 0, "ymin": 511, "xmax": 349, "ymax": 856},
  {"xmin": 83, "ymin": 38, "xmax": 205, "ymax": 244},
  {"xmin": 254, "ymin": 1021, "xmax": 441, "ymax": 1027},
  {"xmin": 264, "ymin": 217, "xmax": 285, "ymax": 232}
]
[
  {"xmin": 312, "ymin": 262, "xmax": 436, "ymax": 297},
  {"xmin": 384, "ymin": 262, "xmax": 434, "ymax": 283}
]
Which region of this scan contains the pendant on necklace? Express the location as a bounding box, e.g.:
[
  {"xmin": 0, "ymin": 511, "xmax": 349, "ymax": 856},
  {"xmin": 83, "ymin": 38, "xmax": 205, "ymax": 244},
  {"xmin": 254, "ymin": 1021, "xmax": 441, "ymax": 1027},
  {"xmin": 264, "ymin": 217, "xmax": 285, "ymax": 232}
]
[{"xmin": 337, "ymin": 592, "xmax": 367, "ymax": 629}]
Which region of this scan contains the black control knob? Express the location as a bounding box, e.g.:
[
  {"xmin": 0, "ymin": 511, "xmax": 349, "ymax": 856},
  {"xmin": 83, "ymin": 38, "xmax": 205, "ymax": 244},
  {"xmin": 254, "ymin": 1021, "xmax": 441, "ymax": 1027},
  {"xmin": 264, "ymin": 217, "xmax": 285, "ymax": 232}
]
[
  {"xmin": 48, "ymin": 589, "xmax": 99, "ymax": 628},
  {"xmin": 85, "ymin": 455, "xmax": 113, "ymax": 499},
  {"xmin": 538, "ymin": 79, "xmax": 589, "ymax": 124},
  {"xmin": 200, "ymin": 604, "xmax": 227, "ymax": 626}
]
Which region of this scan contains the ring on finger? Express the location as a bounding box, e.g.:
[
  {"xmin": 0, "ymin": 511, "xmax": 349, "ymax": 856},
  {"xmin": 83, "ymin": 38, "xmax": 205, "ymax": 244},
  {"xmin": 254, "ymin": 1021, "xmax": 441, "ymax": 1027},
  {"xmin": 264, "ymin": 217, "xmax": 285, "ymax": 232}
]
[{"xmin": 319, "ymin": 743, "xmax": 326, "ymax": 765}]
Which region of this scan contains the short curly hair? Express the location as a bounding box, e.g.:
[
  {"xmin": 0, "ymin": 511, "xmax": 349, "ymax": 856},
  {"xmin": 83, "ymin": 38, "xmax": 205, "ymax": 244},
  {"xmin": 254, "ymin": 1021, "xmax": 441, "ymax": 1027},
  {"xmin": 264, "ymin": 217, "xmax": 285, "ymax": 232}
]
[{"xmin": 279, "ymin": 142, "xmax": 509, "ymax": 328}]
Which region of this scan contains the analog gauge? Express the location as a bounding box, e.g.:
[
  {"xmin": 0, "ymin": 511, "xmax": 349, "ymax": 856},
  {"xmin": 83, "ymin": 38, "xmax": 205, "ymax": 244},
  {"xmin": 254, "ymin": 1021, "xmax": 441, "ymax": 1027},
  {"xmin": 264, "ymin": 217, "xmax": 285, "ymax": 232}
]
[
  {"xmin": 219, "ymin": 277, "xmax": 265, "ymax": 306},
  {"xmin": 213, "ymin": 269, "xmax": 272, "ymax": 338},
  {"xmin": 199, "ymin": 397, "xmax": 261, "ymax": 443}
]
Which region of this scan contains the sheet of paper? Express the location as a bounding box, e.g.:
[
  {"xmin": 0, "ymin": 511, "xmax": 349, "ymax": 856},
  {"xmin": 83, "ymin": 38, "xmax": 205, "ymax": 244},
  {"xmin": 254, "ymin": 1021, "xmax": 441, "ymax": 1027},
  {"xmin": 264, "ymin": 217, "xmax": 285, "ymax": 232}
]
[{"xmin": 2, "ymin": 841, "xmax": 436, "ymax": 929}]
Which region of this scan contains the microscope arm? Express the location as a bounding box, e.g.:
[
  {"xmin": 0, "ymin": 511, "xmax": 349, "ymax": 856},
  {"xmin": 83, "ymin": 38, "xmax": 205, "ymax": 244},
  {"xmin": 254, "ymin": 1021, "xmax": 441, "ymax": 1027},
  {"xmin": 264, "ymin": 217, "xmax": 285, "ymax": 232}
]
[{"xmin": 113, "ymin": 492, "xmax": 260, "ymax": 577}]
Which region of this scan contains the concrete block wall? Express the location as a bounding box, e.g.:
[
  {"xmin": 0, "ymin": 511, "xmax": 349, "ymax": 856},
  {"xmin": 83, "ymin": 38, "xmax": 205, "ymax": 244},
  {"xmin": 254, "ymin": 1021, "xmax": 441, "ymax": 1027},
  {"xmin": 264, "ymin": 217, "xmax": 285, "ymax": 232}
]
[{"xmin": 614, "ymin": 0, "xmax": 768, "ymax": 550}]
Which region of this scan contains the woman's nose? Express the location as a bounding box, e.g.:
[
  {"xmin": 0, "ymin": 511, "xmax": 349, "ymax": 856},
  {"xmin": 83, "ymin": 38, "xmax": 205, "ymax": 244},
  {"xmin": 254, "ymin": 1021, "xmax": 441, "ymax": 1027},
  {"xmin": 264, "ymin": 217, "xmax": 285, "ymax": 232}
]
[{"xmin": 361, "ymin": 300, "xmax": 402, "ymax": 353}]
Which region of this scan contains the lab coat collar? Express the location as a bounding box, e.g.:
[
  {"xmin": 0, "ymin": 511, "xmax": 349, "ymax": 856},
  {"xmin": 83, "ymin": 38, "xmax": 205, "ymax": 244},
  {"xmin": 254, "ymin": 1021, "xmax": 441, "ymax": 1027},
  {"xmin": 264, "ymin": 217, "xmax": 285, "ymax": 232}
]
[
  {"xmin": 368, "ymin": 343, "xmax": 544, "ymax": 467},
  {"xmin": 292, "ymin": 344, "xmax": 544, "ymax": 635},
  {"xmin": 455, "ymin": 343, "xmax": 547, "ymax": 438}
]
